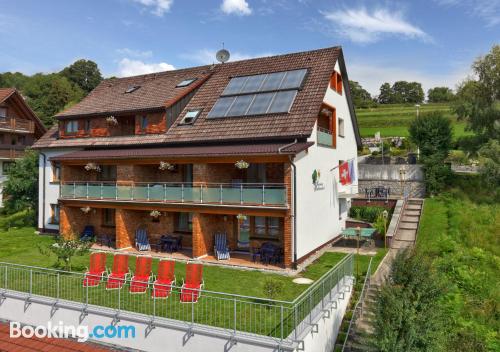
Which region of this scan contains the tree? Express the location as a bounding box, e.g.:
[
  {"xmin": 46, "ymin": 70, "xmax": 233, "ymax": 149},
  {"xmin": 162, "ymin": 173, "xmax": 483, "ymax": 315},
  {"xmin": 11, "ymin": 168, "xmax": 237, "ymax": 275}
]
[
  {"xmin": 409, "ymin": 112, "xmax": 452, "ymax": 195},
  {"xmin": 378, "ymin": 82, "xmax": 393, "ymax": 104},
  {"xmin": 477, "ymin": 139, "xmax": 500, "ymax": 193},
  {"xmin": 38, "ymin": 237, "xmax": 93, "ymax": 271},
  {"xmin": 60, "ymin": 59, "xmax": 103, "ymax": 93},
  {"xmin": 453, "ymin": 45, "xmax": 500, "ymax": 139},
  {"xmin": 349, "ymin": 80, "xmax": 375, "ymax": 108},
  {"xmin": 2, "ymin": 149, "xmax": 39, "ymax": 213},
  {"xmin": 23, "ymin": 73, "xmax": 84, "ymax": 126},
  {"xmin": 372, "ymin": 250, "xmax": 447, "ymax": 352},
  {"xmin": 427, "ymin": 87, "xmax": 455, "ymax": 103}
]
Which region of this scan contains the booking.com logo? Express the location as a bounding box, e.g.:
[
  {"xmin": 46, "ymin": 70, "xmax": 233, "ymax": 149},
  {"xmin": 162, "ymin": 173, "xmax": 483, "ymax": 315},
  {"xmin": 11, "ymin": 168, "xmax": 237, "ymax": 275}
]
[{"xmin": 10, "ymin": 321, "xmax": 135, "ymax": 342}]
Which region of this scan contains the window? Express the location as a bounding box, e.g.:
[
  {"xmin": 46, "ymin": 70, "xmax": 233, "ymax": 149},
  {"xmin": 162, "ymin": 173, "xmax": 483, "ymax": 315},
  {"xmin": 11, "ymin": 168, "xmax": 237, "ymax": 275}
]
[
  {"xmin": 251, "ymin": 216, "xmax": 282, "ymax": 238},
  {"xmin": 140, "ymin": 116, "xmax": 148, "ymax": 131},
  {"xmin": 98, "ymin": 165, "xmax": 117, "ymax": 181},
  {"xmin": 50, "ymin": 204, "xmax": 60, "ymax": 224},
  {"xmin": 125, "ymin": 85, "xmax": 140, "ymax": 93},
  {"xmin": 0, "ymin": 108, "xmax": 6, "ymax": 119},
  {"xmin": 102, "ymin": 209, "xmax": 116, "ymax": 227},
  {"xmin": 65, "ymin": 120, "xmax": 78, "ymax": 134},
  {"xmin": 338, "ymin": 118, "xmax": 345, "ymax": 137},
  {"xmin": 330, "ymin": 71, "xmax": 342, "ymax": 95},
  {"xmin": 18, "ymin": 135, "xmax": 26, "ymax": 145},
  {"xmin": 11, "ymin": 136, "xmax": 16, "ymax": 145},
  {"xmin": 84, "ymin": 119, "xmax": 91, "ymax": 133},
  {"xmin": 176, "ymin": 213, "xmax": 193, "ymax": 232},
  {"xmin": 179, "ymin": 109, "xmax": 201, "ymax": 125},
  {"xmin": 2, "ymin": 161, "xmax": 14, "ymax": 174},
  {"xmin": 0, "ymin": 134, "xmax": 4, "ymax": 144},
  {"xmin": 176, "ymin": 78, "xmax": 197, "ymax": 88},
  {"xmin": 208, "ymin": 68, "xmax": 307, "ymax": 118},
  {"xmin": 51, "ymin": 162, "xmax": 61, "ymax": 182}
]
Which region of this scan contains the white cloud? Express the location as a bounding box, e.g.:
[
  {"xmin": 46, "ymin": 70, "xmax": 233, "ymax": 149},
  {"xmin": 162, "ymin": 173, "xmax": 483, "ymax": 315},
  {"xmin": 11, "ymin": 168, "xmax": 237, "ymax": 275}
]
[
  {"xmin": 180, "ymin": 49, "xmax": 274, "ymax": 65},
  {"xmin": 348, "ymin": 62, "xmax": 467, "ymax": 97},
  {"xmin": 116, "ymin": 48, "xmax": 153, "ymax": 58},
  {"xmin": 117, "ymin": 58, "xmax": 175, "ymax": 76},
  {"xmin": 221, "ymin": 0, "xmax": 252, "ymax": 16},
  {"xmin": 322, "ymin": 7, "xmax": 431, "ymax": 44},
  {"xmin": 132, "ymin": 0, "xmax": 173, "ymax": 16},
  {"xmin": 434, "ymin": 0, "xmax": 500, "ymax": 26}
]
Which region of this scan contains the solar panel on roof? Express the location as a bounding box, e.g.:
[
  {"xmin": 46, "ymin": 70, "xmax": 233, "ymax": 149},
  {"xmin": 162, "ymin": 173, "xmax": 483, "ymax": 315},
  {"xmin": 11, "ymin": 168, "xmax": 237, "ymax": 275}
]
[{"xmin": 209, "ymin": 68, "xmax": 307, "ymax": 118}]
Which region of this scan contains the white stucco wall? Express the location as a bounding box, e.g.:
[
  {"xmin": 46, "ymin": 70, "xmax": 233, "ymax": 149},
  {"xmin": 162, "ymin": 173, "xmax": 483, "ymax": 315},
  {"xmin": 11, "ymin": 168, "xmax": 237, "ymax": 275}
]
[
  {"xmin": 294, "ymin": 61, "xmax": 359, "ymax": 260},
  {"xmin": 38, "ymin": 148, "xmax": 80, "ymax": 232},
  {"xmin": 0, "ymin": 160, "xmax": 7, "ymax": 208}
]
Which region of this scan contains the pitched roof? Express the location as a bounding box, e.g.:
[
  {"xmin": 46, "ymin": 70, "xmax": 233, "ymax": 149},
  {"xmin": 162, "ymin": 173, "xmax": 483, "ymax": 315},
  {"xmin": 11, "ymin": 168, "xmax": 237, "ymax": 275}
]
[
  {"xmin": 0, "ymin": 88, "xmax": 16, "ymax": 104},
  {"xmin": 56, "ymin": 66, "xmax": 212, "ymax": 118},
  {"xmin": 35, "ymin": 46, "xmax": 361, "ymax": 149},
  {"xmin": 50, "ymin": 142, "xmax": 314, "ymax": 161}
]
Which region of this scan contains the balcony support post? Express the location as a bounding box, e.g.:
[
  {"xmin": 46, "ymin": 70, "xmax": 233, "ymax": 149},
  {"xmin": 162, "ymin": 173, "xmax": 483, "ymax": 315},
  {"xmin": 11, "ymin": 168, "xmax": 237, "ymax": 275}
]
[
  {"xmin": 181, "ymin": 184, "xmax": 184, "ymax": 203},
  {"xmin": 163, "ymin": 184, "xmax": 167, "ymax": 202},
  {"xmin": 100, "ymin": 183, "xmax": 103, "ymax": 200},
  {"xmin": 147, "ymin": 184, "xmax": 150, "ymax": 201},
  {"xmin": 200, "ymin": 184, "xmax": 203, "ymax": 203},
  {"xmin": 262, "ymin": 184, "xmax": 265, "ymax": 205},
  {"xmin": 220, "ymin": 185, "xmax": 223, "ymax": 204},
  {"xmin": 86, "ymin": 183, "xmax": 89, "ymax": 199},
  {"xmin": 240, "ymin": 184, "xmax": 243, "ymax": 205}
]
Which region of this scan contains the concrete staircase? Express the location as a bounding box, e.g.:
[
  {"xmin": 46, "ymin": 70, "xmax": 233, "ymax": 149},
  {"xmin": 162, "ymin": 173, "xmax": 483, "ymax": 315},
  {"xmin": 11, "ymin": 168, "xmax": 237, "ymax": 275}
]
[{"xmin": 341, "ymin": 199, "xmax": 424, "ymax": 351}]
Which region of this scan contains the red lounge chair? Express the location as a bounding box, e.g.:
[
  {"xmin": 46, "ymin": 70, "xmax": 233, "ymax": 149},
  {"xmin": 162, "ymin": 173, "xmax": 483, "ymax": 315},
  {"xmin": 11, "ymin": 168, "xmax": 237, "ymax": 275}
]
[
  {"xmin": 180, "ymin": 263, "xmax": 204, "ymax": 303},
  {"xmin": 83, "ymin": 252, "xmax": 107, "ymax": 287},
  {"xmin": 151, "ymin": 259, "xmax": 176, "ymax": 299},
  {"xmin": 105, "ymin": 254, "xmax": 130, "ymax": 290},
  {"xmin": 129, "ymin": 256, "xmax": 153, "ymax": 294}
]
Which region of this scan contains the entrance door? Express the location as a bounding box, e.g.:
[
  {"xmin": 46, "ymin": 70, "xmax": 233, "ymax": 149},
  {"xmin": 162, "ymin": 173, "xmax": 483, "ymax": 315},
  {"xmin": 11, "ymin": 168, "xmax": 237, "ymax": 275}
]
[{"xmin": 237, "ymin": 217, "xmax": 251, "ymax": 250}]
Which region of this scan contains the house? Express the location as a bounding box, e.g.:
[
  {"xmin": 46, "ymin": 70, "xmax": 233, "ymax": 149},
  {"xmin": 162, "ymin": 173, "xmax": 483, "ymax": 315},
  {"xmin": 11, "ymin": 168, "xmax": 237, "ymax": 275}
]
[
  {"xmin": 0, "ymin": 88, "xmax": 46, "ymax": 207},
  {"xmin": 33, "ymin": 46, "xmax": 361, "ymax": 268}
]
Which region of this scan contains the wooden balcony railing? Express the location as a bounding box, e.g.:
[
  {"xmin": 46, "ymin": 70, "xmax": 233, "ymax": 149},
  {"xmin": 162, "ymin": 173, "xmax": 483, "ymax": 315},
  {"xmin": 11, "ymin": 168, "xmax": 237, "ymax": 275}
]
[
  {"xmin": 0, "ymin": 147, "xmax": 26, "ymax": 159},
  {"xmin": 60, "ymin": 182, "xmax": 288, "ymax": 208},
  {"xmin": 0, "ymin": 118, "xmax": 34, "ymax": 133}
]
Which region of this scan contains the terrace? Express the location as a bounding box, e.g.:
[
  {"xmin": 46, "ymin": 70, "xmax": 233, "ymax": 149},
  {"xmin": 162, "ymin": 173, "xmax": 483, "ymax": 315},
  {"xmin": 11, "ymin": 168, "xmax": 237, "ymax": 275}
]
[{"xmin": 0, "ymin": 227, "xmax": 385, "ymax": 348}]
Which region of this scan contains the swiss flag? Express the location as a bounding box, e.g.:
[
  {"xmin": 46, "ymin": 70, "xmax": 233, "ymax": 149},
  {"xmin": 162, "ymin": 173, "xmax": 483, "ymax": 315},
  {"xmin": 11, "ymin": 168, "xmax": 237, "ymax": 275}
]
[{"xmin": 339, "ymin": 162, "xmax": 351, "ymax": 185}]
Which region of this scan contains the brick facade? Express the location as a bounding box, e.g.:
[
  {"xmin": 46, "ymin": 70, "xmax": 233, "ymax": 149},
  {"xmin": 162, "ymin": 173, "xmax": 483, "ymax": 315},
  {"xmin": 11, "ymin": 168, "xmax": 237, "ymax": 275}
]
[{"xmin": 192, "ymin": 213, "xmax": 235, "ymax": 258}]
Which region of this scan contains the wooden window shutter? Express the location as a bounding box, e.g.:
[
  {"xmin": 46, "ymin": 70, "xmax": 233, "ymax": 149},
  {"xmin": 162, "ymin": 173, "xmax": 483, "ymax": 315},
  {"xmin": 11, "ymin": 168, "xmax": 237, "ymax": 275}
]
[{"xmin": 336, "ymin": 73, "xmax": 342, "ymax": 95}]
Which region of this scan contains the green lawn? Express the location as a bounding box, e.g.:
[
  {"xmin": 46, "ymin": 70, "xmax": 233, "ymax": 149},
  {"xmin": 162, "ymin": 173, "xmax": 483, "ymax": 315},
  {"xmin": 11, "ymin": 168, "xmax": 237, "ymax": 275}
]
[
  {"xmin": 0, "ymin": 227, "xmax": 387, "ymax": 338},
  {"xmin": 416, "ymin": 175, "xmax": 499, "ymax": 351},
  {"xmin": 356, "ymin": 103, "xmax": 474, "ymax": 139}
]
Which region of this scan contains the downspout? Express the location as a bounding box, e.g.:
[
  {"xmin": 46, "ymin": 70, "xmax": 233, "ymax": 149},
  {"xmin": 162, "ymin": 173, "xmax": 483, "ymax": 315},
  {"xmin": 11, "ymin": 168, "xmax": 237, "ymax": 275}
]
[
  {"xmin": 39, "ymin": 151, "xmax": 47, "ymax": 234},
  {"xmin": 279, "ymin": 140, "xmax": 298, "ymax": 269}
]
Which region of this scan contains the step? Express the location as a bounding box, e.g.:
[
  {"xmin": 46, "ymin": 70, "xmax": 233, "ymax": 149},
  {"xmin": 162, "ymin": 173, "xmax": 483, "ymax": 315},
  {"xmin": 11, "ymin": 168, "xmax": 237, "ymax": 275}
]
[
  {"xmin": 391, "ymin": 241, "xmax": 412, "ymax": 249},
  {"xmin": 399, "ymin": 222, "xmax": 418, "ymax": 230},
  {"xmin": 407, "ymin": 199, "xmax": 424, "ymax": 205},
  {"xmin": 406, "ymin": 204, "xmax": 422, "ymax": 210},
  {"xmin": 404, "ymin": 210, "xmax": 421, "ymax": 217},
  {"xmin": 401, "ymin": 215, "xmax": 419, "ymax": 223}
]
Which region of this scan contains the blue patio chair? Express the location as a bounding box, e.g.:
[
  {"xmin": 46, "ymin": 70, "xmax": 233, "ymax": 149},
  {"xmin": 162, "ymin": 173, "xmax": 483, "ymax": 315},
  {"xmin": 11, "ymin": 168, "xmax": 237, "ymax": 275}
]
[
  {"xmin": 214, "ymin": 232, "xmax": 230, "ymax": 260},
  {"xmin": 80, "ymin": 225, "xmax": 95, "ymax": 241},
  {"xmin": 135, "ymin": 228, "xmax": 151, "ymax": 251}
]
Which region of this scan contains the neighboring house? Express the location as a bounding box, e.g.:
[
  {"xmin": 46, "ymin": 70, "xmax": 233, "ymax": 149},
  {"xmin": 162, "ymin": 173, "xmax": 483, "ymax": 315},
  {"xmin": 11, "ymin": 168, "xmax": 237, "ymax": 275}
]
[
  {"xmin": 0, "ymin": 88, "xmax": 46, "ymax": 207},
  {"xmin": 33, "ymin": 46, "xmax": 361, "ymax": 268}
]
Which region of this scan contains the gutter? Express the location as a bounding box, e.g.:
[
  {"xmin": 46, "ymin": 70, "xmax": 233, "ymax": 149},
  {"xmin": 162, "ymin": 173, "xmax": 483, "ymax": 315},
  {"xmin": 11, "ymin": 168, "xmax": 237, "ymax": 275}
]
[
  {"xmin": 39, "ymin": 151, "xmax": 47, "ymax": 234},
  {"xmin": 279, "ymin": 140, "xmax": 298, "ymax": 268}
]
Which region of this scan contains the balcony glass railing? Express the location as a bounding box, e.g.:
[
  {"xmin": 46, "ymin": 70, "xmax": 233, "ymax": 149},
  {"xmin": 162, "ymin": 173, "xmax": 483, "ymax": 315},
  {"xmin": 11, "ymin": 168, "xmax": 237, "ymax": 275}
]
[
  {"xmin": 317, "ymin": 127, "xmax": 333, "ymax": 147},
  {"xmin": 60, "ymin": 182, "xmax": 287, "ymax": 207}
]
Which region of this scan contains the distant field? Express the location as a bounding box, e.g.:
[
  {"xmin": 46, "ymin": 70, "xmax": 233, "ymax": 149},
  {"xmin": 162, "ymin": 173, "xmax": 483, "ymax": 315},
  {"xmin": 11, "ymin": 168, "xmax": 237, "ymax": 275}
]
[{"xmin": 356, "ymin": 103, "xmax": 474, "ymax": 139}]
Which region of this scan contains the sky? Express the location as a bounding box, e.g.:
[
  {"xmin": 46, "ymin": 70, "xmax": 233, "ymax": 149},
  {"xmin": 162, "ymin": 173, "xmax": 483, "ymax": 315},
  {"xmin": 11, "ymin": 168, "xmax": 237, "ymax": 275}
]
[{"xmin": 0, "ymin": 0, "xmax": 498, "ymax": 96}]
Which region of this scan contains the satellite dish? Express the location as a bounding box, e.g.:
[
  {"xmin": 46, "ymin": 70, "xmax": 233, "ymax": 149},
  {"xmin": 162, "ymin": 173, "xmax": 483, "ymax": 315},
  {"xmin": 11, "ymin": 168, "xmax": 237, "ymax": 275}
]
[{"xmin": 216, "ymin": 49, "xmax": 230, "ymax": 63}]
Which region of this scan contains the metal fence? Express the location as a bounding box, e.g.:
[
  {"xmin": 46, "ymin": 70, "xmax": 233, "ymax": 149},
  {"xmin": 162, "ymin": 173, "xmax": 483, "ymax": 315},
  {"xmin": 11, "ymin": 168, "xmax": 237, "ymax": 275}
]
[
  {"xmin": 60, "ymin": 181, "xmax": 287, "ymax": 207},
  {"xmin": 0, "ymin": 254, "xmax": 353, "ymax": 343}
]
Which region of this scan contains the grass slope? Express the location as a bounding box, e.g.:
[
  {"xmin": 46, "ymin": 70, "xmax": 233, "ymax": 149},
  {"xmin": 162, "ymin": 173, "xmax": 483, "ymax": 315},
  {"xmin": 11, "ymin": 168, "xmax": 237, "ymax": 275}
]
[
  {"xmin": 417, "ymin": 175, "xmax": 499, "ymax": 351},
  {"xmin": 356, "ymin": 103, "xmax": 473, "ymax": 138}
]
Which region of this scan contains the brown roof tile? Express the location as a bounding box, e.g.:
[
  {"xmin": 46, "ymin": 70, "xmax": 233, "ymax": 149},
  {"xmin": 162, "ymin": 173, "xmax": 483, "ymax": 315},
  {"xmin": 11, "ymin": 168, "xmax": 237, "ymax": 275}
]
[
  {"xmin": 0, "ymin": 88, "xmax": 16, "ymax": 104},
  {"xmin": 50, "ymin": 142, "xmax": 314, "ymax": 161},
  {"xmin": 35, "ymin": 47, "xmax": 349, "ymax": 149}
]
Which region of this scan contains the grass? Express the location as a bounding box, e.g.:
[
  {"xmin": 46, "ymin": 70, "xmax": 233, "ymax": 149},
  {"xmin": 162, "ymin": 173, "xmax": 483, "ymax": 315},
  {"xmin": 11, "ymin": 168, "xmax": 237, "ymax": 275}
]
[
  {"xmin": 416, "ymin": 175, "xmax": 499, "ymax": 351},
  {"xmin": 0, "ymin": 227, "xmax": 387, "ymax": 338},
  {"xmin": 356, "ymin": 103, "xmax": 474, "ymax": 139}
]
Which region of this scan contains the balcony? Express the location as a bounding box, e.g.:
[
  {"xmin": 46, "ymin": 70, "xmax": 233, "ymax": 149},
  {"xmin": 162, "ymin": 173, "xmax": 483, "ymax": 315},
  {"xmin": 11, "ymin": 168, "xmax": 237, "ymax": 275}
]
[
  {"xmin": 0, "ymin": 118, "xmax": 34, "ymax": 133},
  {"xmin": 60, "ymin": 182, "xmax": 287, "ymax": 208},
  {"xmin": 0, "ymin": 146, "xmax": 26, "ymax": 159},
  {"xmin": 317, "ymin": 126, "xmax": 333, "ymax": 147}
]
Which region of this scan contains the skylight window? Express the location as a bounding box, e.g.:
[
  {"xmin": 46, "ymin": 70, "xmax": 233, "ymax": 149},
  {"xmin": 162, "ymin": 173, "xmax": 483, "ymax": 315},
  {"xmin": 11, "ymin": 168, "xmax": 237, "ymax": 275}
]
[
  {"xmin": 176, "ymin": 78, "xmax": 197, "ymax": 88},
  {"xmin": 179, "ymin": 109, "xmax": 202, "ymax": 125},
  {"xmin": 208, "ymin": 69, "xmax": 307, "ymax": 118},
  {"xmin": 125, "ymin": 85, "xmax": 140, "ymax": 93}
]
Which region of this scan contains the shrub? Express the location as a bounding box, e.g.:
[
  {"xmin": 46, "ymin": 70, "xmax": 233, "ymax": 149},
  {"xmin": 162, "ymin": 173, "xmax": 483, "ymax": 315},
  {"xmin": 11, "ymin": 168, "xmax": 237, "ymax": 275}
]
[
  {"xmin": 38, "ymin": 236, "xmax": 93, "ymax": 271},
  {"xmin": 447, "ymin": 150, "xmax": 468, "ymax": 164},
  {"xmin": 349, "ymin": 205, "xmax": 388, "ymax": 223},
  {"xmin": 262, "ymin": 278, "xmax": 285, "ymax": 301},
  {"xmin": 0, "ymin": 209, "xmax": 36, "ymax": 230}
]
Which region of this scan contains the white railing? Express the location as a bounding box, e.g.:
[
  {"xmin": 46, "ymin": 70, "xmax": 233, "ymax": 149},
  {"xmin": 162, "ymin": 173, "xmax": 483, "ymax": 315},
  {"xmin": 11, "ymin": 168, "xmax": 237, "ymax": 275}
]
[{"xmin": 0, "ymin": 254, "xmax": 353, "ymax": 344}]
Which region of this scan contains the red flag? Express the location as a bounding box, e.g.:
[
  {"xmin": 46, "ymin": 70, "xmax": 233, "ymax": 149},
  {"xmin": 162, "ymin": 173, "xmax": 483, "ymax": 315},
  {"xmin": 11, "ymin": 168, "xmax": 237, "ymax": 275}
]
[{"xmin": 339, "ymin": 162, "xmax": 351, "ymax": 185}]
